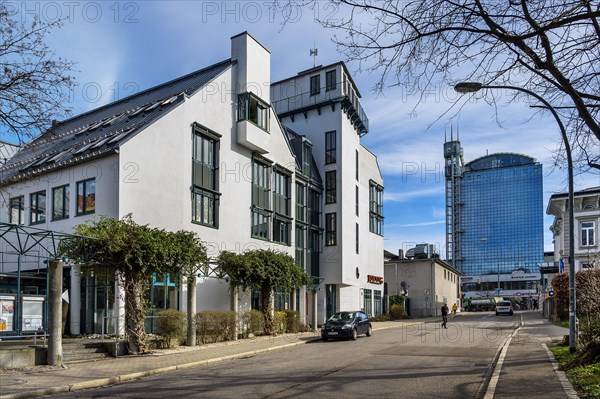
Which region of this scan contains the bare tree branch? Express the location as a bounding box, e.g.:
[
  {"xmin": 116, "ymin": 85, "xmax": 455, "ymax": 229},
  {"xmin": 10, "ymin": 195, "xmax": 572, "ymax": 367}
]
[{"xmin": 0, "ymin": 4, "xmax": 75, "ymax": 144}]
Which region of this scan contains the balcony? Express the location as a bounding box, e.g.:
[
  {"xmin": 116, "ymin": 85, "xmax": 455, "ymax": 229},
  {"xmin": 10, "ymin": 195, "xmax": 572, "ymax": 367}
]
[{"xmin": 272, "ymin": 80, "xmax": 369, "ymax": 136}]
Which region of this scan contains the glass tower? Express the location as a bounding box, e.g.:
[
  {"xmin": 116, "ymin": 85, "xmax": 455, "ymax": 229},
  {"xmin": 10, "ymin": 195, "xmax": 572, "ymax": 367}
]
[{"xmin": 445, "ymin": 142, "xmax": 544, "ymax": 277}]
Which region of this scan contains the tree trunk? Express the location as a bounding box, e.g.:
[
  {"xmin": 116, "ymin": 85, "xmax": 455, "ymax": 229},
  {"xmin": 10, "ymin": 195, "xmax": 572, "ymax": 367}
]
[
  {"xmin": 124, "ymin": 277, "xmax": 147, "ymax": 354},
  {"xmin": 261, "ymin": 285, "xmax": 274, "ymax": 335}
]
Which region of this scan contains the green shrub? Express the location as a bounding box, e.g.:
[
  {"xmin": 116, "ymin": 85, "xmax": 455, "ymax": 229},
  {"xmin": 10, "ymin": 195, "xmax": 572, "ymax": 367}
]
[
  {"xmin": 390, "ymin": 303, "xmax": 405, "ymax": 320},
  {"xmin": 155, "ymin": 309, "xmax": 187, "ymax": 349},
  {"xmin": 241, "ymin": 309, "xmax": 265, "ymax": 338},
  {"xmin": 195, "ymin": 311, "xmax": 237, "ymax": 344},
  {"xmin": 284, "ymin": 310, "xmax": 300, "ymax": 333},
  {"xmin": 370, "ymin": 314, "xmax": 390, "ymax": 322},
  {"xmin": 274, "ymin": 311, "xmax": 287, "ymax": 334}
]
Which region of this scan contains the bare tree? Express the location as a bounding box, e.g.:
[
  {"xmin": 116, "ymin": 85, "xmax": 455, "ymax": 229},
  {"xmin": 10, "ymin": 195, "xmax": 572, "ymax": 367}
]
[
  {"xmin": 294, "ymin": 0, "xmax": 600, "ymax": 171},
  {"xmin": 0, "ymin": 4, "xmax": 75, "ymax": 144}
]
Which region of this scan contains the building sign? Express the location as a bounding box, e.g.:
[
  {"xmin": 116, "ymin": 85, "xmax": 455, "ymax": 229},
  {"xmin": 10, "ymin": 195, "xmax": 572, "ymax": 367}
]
[{"xmin": 367, "ymin": 275, "xmax": 383, "ymax": 285}]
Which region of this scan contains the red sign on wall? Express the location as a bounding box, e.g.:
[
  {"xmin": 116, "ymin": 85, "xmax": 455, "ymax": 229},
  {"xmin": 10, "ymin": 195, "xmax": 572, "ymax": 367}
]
[{"xmin": 367, "ymin": 275, "xmax": 384, "ymax": 285}]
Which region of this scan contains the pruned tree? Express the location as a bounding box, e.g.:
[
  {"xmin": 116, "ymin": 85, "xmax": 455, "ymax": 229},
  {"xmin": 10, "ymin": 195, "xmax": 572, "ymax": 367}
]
[
  {"xmin": 217, "ymin": 249, "xmax": 312, "ymax": 335},
  {"xmin": 1, "ymin": 4, "xmax": 75, "ymax": 143},
  {"xmin": 61, "ymin": 215, "xmax": 207, "ymax": 354},
  {"xmin": 292, "ymin": 0, "xmax": 600, "ymax": 171}
]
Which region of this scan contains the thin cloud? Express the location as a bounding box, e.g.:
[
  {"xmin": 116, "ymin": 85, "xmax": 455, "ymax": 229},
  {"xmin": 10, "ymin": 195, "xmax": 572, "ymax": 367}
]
[
  {"xmin": 401, "ymin": 220, "xmax": 445, "ymax": 227},
  {"xmin": 385, "ymin": 186, "xmax": 445, "ymax": 202}
]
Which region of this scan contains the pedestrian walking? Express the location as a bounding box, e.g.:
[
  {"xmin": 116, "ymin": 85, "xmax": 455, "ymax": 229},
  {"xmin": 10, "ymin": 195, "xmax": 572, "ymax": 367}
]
[
  {"xmin": 441, "ymin": 303, "xmax": 449, "ymax": 328},
  {"xmin": 451, "ymin": 303, "xmax": 458, "ymax": 317}
]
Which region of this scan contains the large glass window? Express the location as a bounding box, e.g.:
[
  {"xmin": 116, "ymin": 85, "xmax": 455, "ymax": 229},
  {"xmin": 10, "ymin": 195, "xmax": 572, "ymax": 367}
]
[
  {"xmin": 9, "ymin": 196, "xmax": 24, "ymax": 225},
  {"xmin": 369, "ymin": 181, "xmax": 384, "ymax": 235},
  {"xmin": 310, "ymin": 75, "xmax": 320, "ymax": 95},
  {"xmin": 238, "ymin": 92, "xmax": 270, "ymax": 132},
  {"xmin": 581, "ymin": 221, "xmax": 595, "ymax": 247},
  {"xmin": 52, "ymin": 184, "xmax": 70, "ymax": 221},
  {"xmin": 192, "ymin": 125, "xmax": 220, "ymax": 227},
  {"xmin": 302, "ymin": 141, "xmax": 312, "ymax": 177},
  {"xmin": 326, "ymin": 70, "xmax": 336, "ymax": 92},
  {"xmin": 325, "ymin": 212, "xmax": 336, "ymax": 246},
  {"xmin": 76, "ymin": 178, "xmax": 95, "ymax": 215},
  {"xmin": 273, "ymin": 168, "xmax": 291, "ymax": 245},
  {"xmin": 296, "ymin": 183, "xmax": 306, "ymax": 224},
  {"xmin": 325, "ymin": 130, "xmax": 336, "ymax": 164},
  {"xmin": 325, "ymin": 170, "xmax": 336, "ymax": 204},
  {"xmin": 295, "ymin": 225, "xmax": 306, "ymax": 268},
  {"xmin": 252, "ymin": 159, "xmax": 271, "ymax": 240},
  {"xmin": 374, "ymin": 290, "xmax": 382, "ymax": 316},
  {"xmin": 363, "ymin": 289, "xmax": 372, "ymax": 316},
  {"xmin": 30, "ymin": 190, "xmax": 46, "ymax": 224}
]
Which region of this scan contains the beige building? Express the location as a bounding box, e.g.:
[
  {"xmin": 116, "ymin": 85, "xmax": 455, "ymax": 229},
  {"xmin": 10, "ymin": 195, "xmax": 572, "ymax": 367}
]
[{"xmin": 384, "ymin": 252, "xmax": 461, "ymax": 317}]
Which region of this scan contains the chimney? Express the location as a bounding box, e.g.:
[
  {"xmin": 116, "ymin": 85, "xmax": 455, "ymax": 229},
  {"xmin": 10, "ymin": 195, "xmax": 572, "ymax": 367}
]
[
  {"xmin": 398, "ymin": 249, "xmax": 404, "ymax": 259},
  {"xmin": 230, "ymin": 32, "xmax": 271, "ymax": 103}
]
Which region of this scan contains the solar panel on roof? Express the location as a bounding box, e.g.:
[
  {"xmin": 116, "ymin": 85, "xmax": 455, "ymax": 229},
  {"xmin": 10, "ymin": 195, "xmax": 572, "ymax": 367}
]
[
  {"xmin": 102, "ymin": 115, "xmax": 122, "ymax": 127},
  {"xmin": 91, "ymin": 136, "xmax": 112, "ymax": 149},
  {"xmin": 74, "ymin": 142, "xmax": 95, "ymax": 154},
  {"xmin": 162, "ymin": 95, "xmax": 178, "ymax": 105},
  {"xmin": 128, "ymin": 107, "xmax": 145, "ymax": 118},
  {"xmin": 107, "ymin": 127, "xmax": 135, "ymax": 144},
  {"xmin": 48, "ymin": 148, "xmax": 71, "ymax": 163},
  {"xmin": 144, "ymin": 102, "xmax": 160, "ymax": 112},
  {"xmin": 75, "ymin": 125, "xmax": 92, "ymax": 135}
]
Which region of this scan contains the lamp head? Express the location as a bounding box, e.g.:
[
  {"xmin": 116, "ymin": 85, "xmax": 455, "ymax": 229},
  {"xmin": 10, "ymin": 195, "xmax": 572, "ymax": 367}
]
[{"xmin": 454, "ymin": 82, "xmax": 483, "ymax": 93}]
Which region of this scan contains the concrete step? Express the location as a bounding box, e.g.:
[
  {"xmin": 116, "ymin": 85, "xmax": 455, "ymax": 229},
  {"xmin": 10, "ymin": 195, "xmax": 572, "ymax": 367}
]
[{"xmin": 62, "ymin": 341, "xmax": 111, "ymax": 363}]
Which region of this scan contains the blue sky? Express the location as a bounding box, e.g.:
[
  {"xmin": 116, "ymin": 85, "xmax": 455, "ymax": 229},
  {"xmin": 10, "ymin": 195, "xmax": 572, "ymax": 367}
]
[{"xmin": 4, "ymin": 1, "xmax": 599, "ymax": 253}]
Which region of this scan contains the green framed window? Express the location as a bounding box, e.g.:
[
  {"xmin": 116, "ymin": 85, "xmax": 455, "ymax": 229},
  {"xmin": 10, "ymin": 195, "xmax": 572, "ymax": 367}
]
[
  {"xmin": 192, "ymin": 124, "xmax": 220, "ymax": 227},
  {"xmin": 238, "ymin": 92, "xmax": 270, "ymax": 132},
  {"xmin": 52, "ymin": 184, "xmax": 70, "ymax": 221},
  {"xmin": 30, "ymin": 190, "xmax": 46, "ymax": 225},
  {"xmin": 76, "ymin": 178, "xmax": 95, "ymax": 216}
]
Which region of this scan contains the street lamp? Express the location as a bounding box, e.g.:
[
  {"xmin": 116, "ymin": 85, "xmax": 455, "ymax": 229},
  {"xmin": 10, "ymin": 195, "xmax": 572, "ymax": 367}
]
[{"xmin": 455, "ymin": 82, "xmax": 577, "ymax": 351}]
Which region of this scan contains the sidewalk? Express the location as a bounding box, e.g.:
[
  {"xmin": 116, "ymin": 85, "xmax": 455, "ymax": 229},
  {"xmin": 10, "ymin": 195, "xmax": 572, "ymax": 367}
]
[
  {"xmin": 0, "ymin": 314, "xmax": 577, "ymax": 399},
  {"xmin": 490, "ymin": 312, "xmax": 579, "ymax": 399}
]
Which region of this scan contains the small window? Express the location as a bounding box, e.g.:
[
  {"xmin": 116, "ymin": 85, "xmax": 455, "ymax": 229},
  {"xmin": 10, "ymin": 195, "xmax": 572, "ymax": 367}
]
[
  {"xmin": 310, "ymin": 75, "xmax": 320, "ymax": 96},
  {"xmin": 76, "ymin": 178, "xmax": 96, "ymax": 216},
  {"xmin": 326, "ymin": 70, "xmax": 336, "ymax": 91},
  {"xmin": 325, "ymin": 131, "xmax": 336, "ymax": 164},
  {"xmin": 325, "ymin": 170, "xmax": 336, "ymax": 204},
  {"xmin": 9, "ymin": 196, "xmax": 24, "ymax": 225},
  {"xmin": 580, "ymin": 221, "xmax": 595, "ymax": 247},
  {"xmin": 30, "ymin": 190, "xmax": 46, "ymax": 225},
  {"xmin": 325, "ymin": 212, "xmax": 336, "ymax": 246},
  {"xmin": 52, "ymin": 185, "xmax": 70, "ymax": 221},
  {"xmin": 355, "ymin": 223, "xmax": 359, "ymax": 254}
]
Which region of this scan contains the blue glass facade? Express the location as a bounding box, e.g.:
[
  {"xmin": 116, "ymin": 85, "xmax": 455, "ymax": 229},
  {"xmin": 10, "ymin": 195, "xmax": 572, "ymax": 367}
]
[{"xmin": 453, "ymin": 153, "xmax": 543, "ymax": 276}]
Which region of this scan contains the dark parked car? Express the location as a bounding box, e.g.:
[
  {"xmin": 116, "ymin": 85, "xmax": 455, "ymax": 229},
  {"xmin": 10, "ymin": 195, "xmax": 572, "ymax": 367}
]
[{"xmin": 321, "ymin": 311, "xmax": 372, "ymax": 341}]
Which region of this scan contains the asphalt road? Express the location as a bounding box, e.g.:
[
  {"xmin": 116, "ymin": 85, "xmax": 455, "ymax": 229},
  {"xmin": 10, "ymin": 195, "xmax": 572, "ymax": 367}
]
[{"xmin": 46, "ymin": 313, "xmax": 521, "ymax": 399}]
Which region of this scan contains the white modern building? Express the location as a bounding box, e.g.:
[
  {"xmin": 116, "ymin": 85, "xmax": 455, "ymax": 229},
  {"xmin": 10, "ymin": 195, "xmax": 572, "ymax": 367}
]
[
  {"xmin": 0, "ymin": 32, "xmax": 383, "ymax": 336},
  {"xmin": 271, "ymin": 63, "xmax": 384, "ymax": 321},
  {"xmin": 547, "ymin": 186, "xmax": 600, "ymax": 271}
]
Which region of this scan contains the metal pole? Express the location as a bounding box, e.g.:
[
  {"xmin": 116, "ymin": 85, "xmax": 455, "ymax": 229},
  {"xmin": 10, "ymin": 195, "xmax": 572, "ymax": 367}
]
[
  {"xmin": 483, "ymin": 85, "xmax": 576, "ymax": 351},
  {"xmin": 17, "ymin": 254, "xmax": 21, "ymax": 335},
  {"xmin": 456, "ymin": 82, "xmax": 576, "ymax": 351}
]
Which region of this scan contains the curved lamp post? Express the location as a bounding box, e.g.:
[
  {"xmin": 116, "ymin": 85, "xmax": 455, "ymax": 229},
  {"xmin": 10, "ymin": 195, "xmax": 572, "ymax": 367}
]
[{"xmin": 454, "ymin": 82, "xmax": 577, "ymax": 351}]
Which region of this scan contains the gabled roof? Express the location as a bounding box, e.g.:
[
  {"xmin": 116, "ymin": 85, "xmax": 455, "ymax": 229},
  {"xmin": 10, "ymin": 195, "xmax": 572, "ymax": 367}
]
[
  {"xmin": 0, "ymin": 59, "xmax": 233, "ymax": 184},
  {"xmin": 283, "ymin": 126, "xmax": 322, "ymax": 187}
]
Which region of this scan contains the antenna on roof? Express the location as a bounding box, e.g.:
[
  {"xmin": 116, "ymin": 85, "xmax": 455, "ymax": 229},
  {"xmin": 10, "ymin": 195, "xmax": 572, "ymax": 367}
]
[
  {"xmin": 450, "ymin": 125, "xmax": 454, "ymax": 141},
  {"xmin": 310, "ymin": 43, "xmax": 318, "ymax": 68}
]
